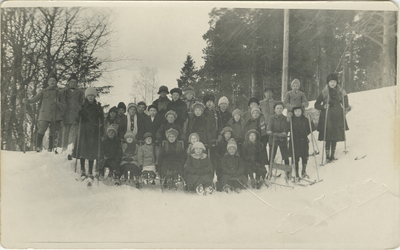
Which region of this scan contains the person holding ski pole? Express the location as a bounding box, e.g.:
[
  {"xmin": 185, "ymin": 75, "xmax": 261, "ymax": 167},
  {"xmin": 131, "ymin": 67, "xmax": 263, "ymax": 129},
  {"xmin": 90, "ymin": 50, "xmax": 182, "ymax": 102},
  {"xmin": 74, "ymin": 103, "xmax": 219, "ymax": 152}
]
[
  {"xmin": 22, "ymin": 72, "xmax": 66, "ymax": 152},
  {"xmin": 284, "ymin": 79, "xmax": 309, "ymax": 118},
  {"xmin": 314, "ymin": 73, "xmax": 350, "ymax": 163}
]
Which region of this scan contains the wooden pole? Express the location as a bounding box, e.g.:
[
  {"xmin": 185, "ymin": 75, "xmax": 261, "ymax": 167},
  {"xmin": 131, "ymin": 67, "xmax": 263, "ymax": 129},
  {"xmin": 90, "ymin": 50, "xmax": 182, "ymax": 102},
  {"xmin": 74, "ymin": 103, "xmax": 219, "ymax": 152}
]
[{"xmin": 281, "ymin": 9, "xmax": 289, "ymax": 101}]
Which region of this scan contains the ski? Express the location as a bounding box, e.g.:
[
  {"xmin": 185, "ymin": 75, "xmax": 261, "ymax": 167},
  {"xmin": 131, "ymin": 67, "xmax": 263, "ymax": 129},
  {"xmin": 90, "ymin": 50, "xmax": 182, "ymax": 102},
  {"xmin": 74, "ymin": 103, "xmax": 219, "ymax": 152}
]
[{"xmin": 355, "ymin": 155, "xmax": 367, "ymax": 161}]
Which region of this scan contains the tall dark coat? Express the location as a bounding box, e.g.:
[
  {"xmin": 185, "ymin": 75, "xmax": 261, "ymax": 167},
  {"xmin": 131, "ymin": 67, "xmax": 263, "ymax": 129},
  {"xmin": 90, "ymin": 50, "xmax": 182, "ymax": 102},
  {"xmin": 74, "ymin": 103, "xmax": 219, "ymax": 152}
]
[
  {"xmin": 242, "ymin": 131, "xmax": 266, "ymax": 178},
  {"xmin": 61, "ymin": 87, "xmax": 85, "ymax": 124},
  {"xmin": 72, "ymin": 99, "xmax": 104, "ymax": 160},
  {"xmin": 289, "ymin": 115, "xmax": 311, "ymax": 159},
  {"xmin": 156, "ymin": 122, "xmax": 185, "ymax": 142},
  {"xmin": 159, "ymin": 140, "xmax": 185, "ymax": 177},
  {"xmin": 167, "ymin": 99, "xmax": 188, "ymax": 127},
  {"xmin": 187, "ymin": 114, "xmax": 211, "ymax": 146},
  {"xmin": 184, "ymin": 153, "xmax": 213, "ymax": 187},
  {"xmin": 152, "ymin": 96, "xmax": 171, "ymax": 120},
  {"xmin": 217, "ymin": 109, "xmax": 232, "ymax": 134},
  {"xmin": 315, "ymin": 86, "xmax": 349, "ymax": 141},
  {"xmin": 101, "ymin": 136, "xmax": 122, "ymax": 162},
  {"xmin": 144, "ymin": 114, "xmax": 164, "ymax": 139},
  {"xmin": 27, "ymin": 85, "xmax": 66, "ymax": 122},
  {"xmin": 117, "ymin": 115, "xmax": 145, "ymax": 141},
  {"xmin": 203, "ymin": 107, "xmax": 219, "ymax": 141}
]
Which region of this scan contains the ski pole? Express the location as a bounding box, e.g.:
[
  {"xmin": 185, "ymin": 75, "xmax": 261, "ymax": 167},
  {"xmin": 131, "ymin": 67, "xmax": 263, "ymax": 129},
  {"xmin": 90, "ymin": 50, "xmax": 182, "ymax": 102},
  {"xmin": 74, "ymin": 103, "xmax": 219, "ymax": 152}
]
[
  {"xmin": 289, "ymin": 117, "xmax": 296, "ymax": 182},
  {"xmin": 308, "ymin": 116, "xmax": 320, "ymax": 181},
  {"xmin": 74, "ymin": 116, "xmax": 82, "ymax": 173},
  {"xmin": 341, "ymin": 86, "xmax": 348, "ymax": 154},
  {"xmin": 321, "ymin": 94, "xmax": 330, "ymax": 166},
  {"xmin": 23, "ymin": 84, "xmax": 28, "ymax": 153},
  {"xmin": 97, "ymin": 116, "xmax": 101, "ymax": 186},
  {"xmin": 53, "ymin": 90, "xmax": 59, "ymax": 154},
  {"xmin": 307, "ymin": 114, "xmax": 320, "ymax": 155}
]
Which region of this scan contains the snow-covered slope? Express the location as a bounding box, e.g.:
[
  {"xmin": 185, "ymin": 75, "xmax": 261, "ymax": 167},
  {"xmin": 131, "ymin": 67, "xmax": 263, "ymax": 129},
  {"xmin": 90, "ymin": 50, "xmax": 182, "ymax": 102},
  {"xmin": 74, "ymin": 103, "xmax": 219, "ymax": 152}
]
[{"xmin": 2, "ymin": 86, "xmax": 399, "ymax": 249}]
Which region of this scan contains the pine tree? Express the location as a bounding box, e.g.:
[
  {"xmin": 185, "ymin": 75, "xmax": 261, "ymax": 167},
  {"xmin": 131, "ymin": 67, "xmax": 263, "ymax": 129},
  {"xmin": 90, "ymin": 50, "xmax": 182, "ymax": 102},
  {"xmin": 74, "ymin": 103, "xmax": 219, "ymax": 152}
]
[{"xmin": 177, "ymin": 54, "xmax": 198, "ymax": 89}]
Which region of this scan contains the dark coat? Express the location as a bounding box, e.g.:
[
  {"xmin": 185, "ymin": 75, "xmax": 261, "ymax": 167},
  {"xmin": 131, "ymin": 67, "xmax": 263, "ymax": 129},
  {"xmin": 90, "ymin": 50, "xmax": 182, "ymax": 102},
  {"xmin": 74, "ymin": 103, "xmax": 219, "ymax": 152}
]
[
  {"xmin": 184, "ymin": 153, "xmax": 213, "ymax": 187},
  {"xmin": 284, "ymin": 90, "xmax": 309, "ymax": 111},
  {"xmin": 220, "ymin": 154, "xmax": 247, "ymax": 187},
  {"xmin": 187, "ymin": 114, "xmax": 211, "ymax": 146},
  {"xmin": 61, "ymin": 87, "xmax": 85, "ymax": 124},
  {"xmin": 267, "ymin": 114, "xmax": 289, "ymax": 145},
  {"xmin": 315, "ymin": 86, "xmax": 349, "ymax": 141},
  {"xmin": 72, "ymin": 99, "xmax": 104, "ymax": 160},
  {"xmin": 159, "ymin": 140, "xmax": 185, "ymax": 177},
  {"xmin": 104, "ymin": 117, "xmax": 118, "ymax": 137},
  {"xmin": 227, "ymin": 118, "xmax": 245, "ymax": 143},
  {"xmin": 156, "ymin": 122, "xmax": 185, "ymax": 142},
  {"xmin": 203, "ymin": 107, "xmax": 219, "ymax": 141},
  {"xmin": 289, "ymin": 115, "xmax": 311, "ymax": 158},
  {"xmin": 167, "ymin": 99, "xmax": 188, "ymax": 127},
  {"xmin": 144, "ymin": 114, "xmax": 164, "ymax": 139},
  {"xmin": 101, "ymin": 136, "xmax": 122, "ymax": 162},
  {"xmin": 152, "ymin": 96, "xmax": 171, "ymax": 119},
  {"xmin": 117, "ymin": 115, "xmax": 145, "ymax": 141},
  {"xmin": 243, "ymin": 115, "xmax": 268, "ymax": 138},
  {"xmin": 120, "ymin": 142, "xmax": 139, "ymax": 166},
  {"xmin": 27, "ymin": 85, "xmax": 66, "ymax": 122},
  {"xmin": 217, "ymin": 109, "xmax": 232, "ymax": 134}
]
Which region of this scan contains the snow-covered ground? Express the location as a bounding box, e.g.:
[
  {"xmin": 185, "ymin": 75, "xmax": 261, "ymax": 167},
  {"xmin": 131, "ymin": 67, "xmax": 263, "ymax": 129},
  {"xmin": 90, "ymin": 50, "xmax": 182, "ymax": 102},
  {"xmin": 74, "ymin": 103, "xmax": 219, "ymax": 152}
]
[{"xmin": 2, "ymin": 86, "xmax": 399, "ymax": 249}]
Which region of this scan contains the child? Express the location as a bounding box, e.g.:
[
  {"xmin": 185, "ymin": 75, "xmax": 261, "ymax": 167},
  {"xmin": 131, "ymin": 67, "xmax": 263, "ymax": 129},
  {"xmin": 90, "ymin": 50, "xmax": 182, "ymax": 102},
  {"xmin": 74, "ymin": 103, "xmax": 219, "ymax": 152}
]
[
  {"xmin": 104, "ymin": 106, "xmax": 118, "ymax": 138},
  {"xmin": 187, "ymin": 102, "xmax": 211, "ymax": 146},
  {"xmin": 23, "ymin": 72, "xmax": 66, "ymax": 152},
  {"xmin": 120, "ymin": 131, "xmax": 141, "ymax": 188},
  {"xmin": 315, "ymin": 73, "xmax": 350, "ymax": 162},
  {"xmin": 217, "ymin": 96, "xmax": 232, "ymax": 134},
  {"xmin": 216, "ymin": 127, "xmax": 236, "ymax": 181},
  {"xmin": 116, "ymin": 102, "xmax": 126, "ymax": 124},
  {"xmin": 118, "ymin": 103, "xmax": 145, "ymax": 142},
  {"xmin": 187, "ymin": 132, "xmax": 200, "ymax": 156},
  {"xmin": 138, "ymin": 132, "xmax": 159, "ymax": 183},
  {"xmin": 219, "ymin": 140, "xmax": 247, "ymax": 193},
  {"xmin": 267, "ymin": 102, "xmax": 290, "ymax": 178},
  {"xmin": 72, "ymin": 87, "xmax": 104, "ymax": 178},
  {"xmin": 144, "ymin": 104, "xmax": 163, "ymax": 138},
  {"xmin": 289, "ymin": 106, "xmax": 311, "ymax": 180},
  {"xmin": 97, "ymin": 124, "xmax": 122, "ymax": 182},
  {"xmin": 158, "ymin": 128, "xmax": 185, "ymax": 188},
  {"xmin": 152, "ymin": 85, "xmax": 171, "ymax": 121},
  {"xmin": 203, "ymin": 94, "xmax": 219, "ymax": 177},
  {"xmin": 242, "ymin": 97, "xmax": 260, "ymax": 124},
  {"xmin": 182, "ymin": 86, "xmax": 197, "ymax": 135},
  {"xmin": 61, "ymin": 73, "xmax": 85, "ymax": 152},
  {"xmin": 167, "ymin": 88, "xmax": 188, "ymax": 128},
  {"xmin": 242, "ymin": 129, "xmax": 266, "ymax": 189},
  {"xmin": 260, "ymin": 87, "xmax": 276, "ymax": 124},
  {"xmin": 284, "ymin": 79, "xmax": 309, "ymax": 116},
  {"xmin": 184, "ymin": 142, "xmax": 214, "ymax": 195},
  {"xmin": 227, "ymin": 109, "xmax": 245, "ymax": 144},
  {"xmin": 156, "ymin": 110, "xmax": 185, "ymax": 144}
]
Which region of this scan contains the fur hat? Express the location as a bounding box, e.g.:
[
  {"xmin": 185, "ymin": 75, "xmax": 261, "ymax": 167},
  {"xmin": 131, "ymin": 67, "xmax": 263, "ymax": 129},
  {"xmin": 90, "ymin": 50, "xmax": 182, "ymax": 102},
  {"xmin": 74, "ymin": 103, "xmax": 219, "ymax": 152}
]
[
  {"xmin": 137, "ymin": 101, "xmax": 147, "ymax": 108},
  {"xmin": 326, "ymin": 73, "xmax": 338, "ymax": 84},
  {"xmin": 165, "ymin": 110, "xmax": 177, "ymax": 120},
  {"xmin": 85, "ymin": 87, "xmax": 97, "ymax": 97},
  {"xmin": 106, "ymin": 124, "xmax": 117, "ymax": 134},
  {"xmin": 232, "ymin": 109, "xmax": 243, "ymax": 117},
  {"xmin": 227, "ymin": 140, "xmax": 237, "ymax": 150},
  {"xmin": 248, "ymin": 97, "xmax": 259, "ymax": 106},
  {"xmin": 192, "ymin": 102, "xmax": 205, "ymax": 112},
  {"xmin": 245, "ymin": 129, "xmax": 260, "ymax": 141},
  {"xmin": 188, "ymin": 132, "xmax": 200, "ymax": 143},
  {"xmin": 148, "ymin": 104, "xmax": 157, "ymax": 111},
  {"xmin": 108, "ymin": 106, "xmax": 118, "ymax": 115},
  {"xmin": 117, "ymin": 102, "xmax": 126, "ymax": 112},
  {"xmin": 273, "ymin": 101, "xmax": 285, "ymax": 110},
  {"xmin": 170, "ymin": 88, "xmax": 182, "ymax": 96},
  {"xmin": 127, "ymin": 103, "xmax": 137, "ymax": 111},
  {"xmin": 203, "ymin": 94, "xmax": 215, "ymax": 104},
  {"xmin": 165, "ymin": 128, "xmax": 179, "ymax": 138},
  {"xmin": 48, "ymin": 71, "xmax": 58, "ymax": 81},
  {"xmin": 124, "ymin": 131, "xmax": 136, "ymax": 140},
  {"xmin": 184, "ymin": 86, "xmax": 196, "ymax": 96},
  {"xmin": 218, "ymin": 96, "xmax": 229, "ymax": 106},
  {"xmin": 158, "ymin": 85, "xmax": 169, "ymax": 94},
  {"xmin": 192, "ymin": 142, "xmax": 206, "ymax": 151},
  {"xmin": 251, "ymin": 107, "xmax": 261, "ymax": 115},
  {"xmin": 220, "ymin": 127, "xmax": 234, "ymax": 136},
  {"xmin": 292, "ymin": 106, "xmax": 302, "ymax": 113},
  {"xmin": 68, "ymin": 73, "xmax": 78, "ymax": 82},
  {"xmin": 142, "ymin": 132, "xmax": 153, "ymax": 140},
  {"xmin": 291, "ymin": 79, "xmax": 301, "ymax": 87}
]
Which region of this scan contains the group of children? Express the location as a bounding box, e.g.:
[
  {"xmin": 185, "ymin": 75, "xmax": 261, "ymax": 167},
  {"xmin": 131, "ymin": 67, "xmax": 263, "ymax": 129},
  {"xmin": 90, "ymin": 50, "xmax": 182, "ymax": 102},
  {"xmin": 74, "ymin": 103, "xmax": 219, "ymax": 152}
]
[{"xmin": 24, "ymin": 72, "xmax": 350, "ymax": 194}]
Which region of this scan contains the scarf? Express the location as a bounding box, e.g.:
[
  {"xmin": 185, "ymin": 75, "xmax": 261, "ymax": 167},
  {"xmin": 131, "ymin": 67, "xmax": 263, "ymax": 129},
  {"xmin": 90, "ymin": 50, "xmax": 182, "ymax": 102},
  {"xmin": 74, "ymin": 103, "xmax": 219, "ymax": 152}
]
[{"xmin": 127, "ymin": 114, "xmax": 138, "ymax": 137}]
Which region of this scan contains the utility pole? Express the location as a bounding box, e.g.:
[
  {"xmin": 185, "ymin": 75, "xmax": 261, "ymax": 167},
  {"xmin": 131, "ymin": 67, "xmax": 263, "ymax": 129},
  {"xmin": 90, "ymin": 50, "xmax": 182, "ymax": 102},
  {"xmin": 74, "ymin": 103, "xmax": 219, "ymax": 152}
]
[{"xmin": 281, "ymin": 9, "xmax": 289, "ymax": 101}]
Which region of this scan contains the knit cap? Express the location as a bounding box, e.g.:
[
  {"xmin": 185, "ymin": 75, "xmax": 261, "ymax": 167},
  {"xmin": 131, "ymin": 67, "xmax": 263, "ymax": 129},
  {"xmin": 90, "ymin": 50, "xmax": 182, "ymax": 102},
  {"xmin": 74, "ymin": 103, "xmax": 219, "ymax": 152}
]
[
  {"xmin": 220, "ymin": 127, "xmax": 234, "ymax": 136},
  {"xmin": 109, "ymin": 106, "xmax": 118, "ymax": 115},
  {"xmin": 184, "ymin": 86, "xmax": 196, "ymax": 96},
  {"xmin": 227, "ymin": 140, "xmax": 237, "ymax": 150},
  {"xmin": 251, "ymin": 107, "xmax": 261, "ymax": 114},
  {"xmin": 245, "ymin": 129, "xmax": 260, "ymax": 141},
  {"xmin": 106, "ymin": 124, "xmax": 117, "ymax": 134},
  {"xmin": 218, "ymin": 96, "xmax": 229, "ymax": 106},
  {"xmin": 232, "ymin": 109, "xmax": 243, "ymax": 117},
  {"xmin": 203, "ymin": 94, "xmax": 215, "ymax": 104},
  {"xmin": 192, "ymin": 142, "xmax": 206, "ymax": 151},
  {"xmin": 165, "ymin": 110, "xmax": 178, "ymax": 120},
  {"xmin": 148, "ymin": 104, "xmax": 157, "ymax": 111},
  {"xmin": 48, "ymin": 71, "xmax": 58, "ymax": 81},
  {"xmin": 165, "ymin": 128, "xmax": 179, "ymax": 138},
  {"xmin": 85, "ymin": 87, "xmax": 97, "ymax": 97},
  {"xmin": 192, "ymin": 102, "xmax": 205, "ymax": 112},
  {"xmin": 137, "ymin": 101, "xmax": 147, "ymax": 108},
  {"xmin": 117, "ymin": 102, "xmax": 126, "ymax": 112},
  {"xmin": 291, "ymin": 79, "xmax": 301, "ymax": 87},
  {"xmin": 124, "ymin": 131, "xmax": 136, "ymax": 140},
  {"xmin": 188, "ymin": 133, "xmax": 200, "ymax": 143},
  {"xmin": 127, "ymin": 103, "xmax": 137, "ymax": 111}
]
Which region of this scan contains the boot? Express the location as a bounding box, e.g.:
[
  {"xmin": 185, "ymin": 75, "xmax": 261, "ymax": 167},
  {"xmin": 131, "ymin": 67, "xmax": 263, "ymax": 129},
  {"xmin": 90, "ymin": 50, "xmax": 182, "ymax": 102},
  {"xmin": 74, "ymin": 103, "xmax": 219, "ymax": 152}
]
[
  {"xmin": 325, "ymin": 150, "xmax": 331, "ymax": 163},
  {"xmin": 301, "ymin": 163, "xmax": 309, "ymax": 178},
  {"xmin": 48, "ymin": 136, "xmax": 54, "ymax": 152},
  {"xmin": 331, "ymin": 142, "xmax": 337, "ymax": 161},
  {"xmin": 36, "ymin": 133, "xmax": 44, "ymax": 152},
  {"xmin": 295, "ymin": 162, "xmax": 300, "ymax": 181},
  {"xmin": 251, "ymin": 179, "xmax": 256, "ymax": 188}
]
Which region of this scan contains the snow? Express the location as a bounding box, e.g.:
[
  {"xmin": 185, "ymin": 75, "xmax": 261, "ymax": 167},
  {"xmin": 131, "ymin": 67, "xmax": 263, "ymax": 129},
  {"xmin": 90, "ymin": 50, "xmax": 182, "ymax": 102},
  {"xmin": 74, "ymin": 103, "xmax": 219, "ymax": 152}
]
[{"xmin": 1, "ymin": 86, "xmax": 399, "ymax": 249}]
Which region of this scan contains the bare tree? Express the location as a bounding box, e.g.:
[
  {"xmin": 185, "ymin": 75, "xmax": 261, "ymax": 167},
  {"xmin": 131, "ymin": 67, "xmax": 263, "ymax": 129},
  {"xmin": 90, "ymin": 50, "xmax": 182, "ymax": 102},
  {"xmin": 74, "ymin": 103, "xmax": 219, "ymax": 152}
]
[{"xmin": 132, "ymin": 66, "xmax": 160, "ymax": 104}]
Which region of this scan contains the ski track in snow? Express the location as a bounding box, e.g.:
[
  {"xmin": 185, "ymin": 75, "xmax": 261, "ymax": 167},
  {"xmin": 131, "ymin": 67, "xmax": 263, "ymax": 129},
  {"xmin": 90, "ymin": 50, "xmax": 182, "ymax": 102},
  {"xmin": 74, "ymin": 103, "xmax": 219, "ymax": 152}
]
[{"xmin": 1, "ymin": 86, "xmax": 399, "ymax": 248}]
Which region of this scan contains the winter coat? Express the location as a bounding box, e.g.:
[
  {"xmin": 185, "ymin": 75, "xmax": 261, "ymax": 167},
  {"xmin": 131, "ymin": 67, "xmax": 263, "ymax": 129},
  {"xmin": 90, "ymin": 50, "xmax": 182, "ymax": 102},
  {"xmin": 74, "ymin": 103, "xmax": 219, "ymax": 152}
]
[
  {"xmin": 115, "ymin": 114, "xmax": 126, "ymax": 125},
  {"xmin": 220, "ymin": 154, "xmax": 245, "ymax": 177},
  {"xmin": 159, "ymin": 140, "xmax": 185, "ymax": 177},
  {"xmin": 72, "ymin": 99, "xmax": 104, "ymax": 160},
  {"xmin": 217, "ymin": 109, "xmax": 232, "ymax": 134},
  {"xmin": 284, "ymin": 90, "xmax": 309, "ymax": 111},
  {"xmin": 167, "ymin": 99, "xmax": 188, "ymax": 127},
  {"xmin": 184, "ymin": 153, "xmax": 214, "ymax": 187},
  {"xmin": 267, "ymin": 114, "xmax": 289, "ymax": 145},
  {"xmin": 203, "ymin": 107, "xmax": 219, "ymax": 141},
  {"xmin": 61, "ymin": 87, "xmax": 85, "ymax": 124},
  {"xmin": 138, "ymin": 143, "xmax": 159, "ymax": 167},
  {"xmin": 227, "ymin": 118, "xmax": 245, "ymax": 143},
  {"xmin": 152, "ymin": 96, "xmax": 171, "ymax": 119},
  {"xmin": 156, "ymin": 122, "xmax": 185, "ymax": 142},
  {"xmin": 289, "ymin": 115, "xmax": 311, "ymax": 159},
  {"xmin": 101, "ymin": 136, "xmax": 122, "ymax": 162},
  {"xmin": 144, "ymin": 114, "xmax": 164, "ymax": 139},
  {"xmin": 104, "ymin": 117, "xmax": 119, "ymax": 137},
  {"xmin": 27, "ymin": 85, "xmax": 66, "ymax": 122},
  {"xmin": 243, "ymin": 115, "xmax": 267, "ymax": 138},
  {"xmin": 117, "ymin": 115, "xmax": 145, "ymax": 141},
  {"xmin": 242, "ymin": 133, "xmax": 266, "ymax": 167},
  {"xmin": 187, "ymin": 114, "xmax": 211, "ymax": 146},
  {"xmin": 216, "ymin": 138, "xmax": 236, "ymax": 160},
  {"xmin": 259, "ymin": 98, "xmax": 276, "ymax": 125},
  {"xmin": 315, "ymin": 86, "xmax": 349, "ymax": 141},
  {"xmin": 120, "ymin": 142, "xmax": 139, "ymax": 166},
  {"xmin": 183, "ymin": 97, "xmax": 197, "ymax": 115}
]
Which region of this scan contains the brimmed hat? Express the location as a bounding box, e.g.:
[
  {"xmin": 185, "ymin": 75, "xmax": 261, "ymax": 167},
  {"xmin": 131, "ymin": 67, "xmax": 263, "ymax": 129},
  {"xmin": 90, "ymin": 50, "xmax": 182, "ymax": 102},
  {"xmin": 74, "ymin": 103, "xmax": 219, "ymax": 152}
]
[
  {"xmin": 165, "ymin": 110, "xmax": 177, "ymax": 120},
  {"xmin": 170, "ymin": 88, "xmax": 183, "ymax": 96},
  {"xmin": 192, "ymin": 142, "xmax": 206, "ymax": 151},
  {"xmin": 124, "ymin": 131, "xmax": 136, "ymax": 140},
  {"xmin": 85, "ymin": 87, "xmax": 97, "ymax": 97},
  {"xmin": 184, "ymin": 86, "xmax": 196, "ymax": 96},
  {"xmin": 251, "ymin": 107, "xmax": 261, "ymax": 115},
  {"xmin": 118, "ymin": 102, "xmax": 126, "ymax": 112},
  {"xmin": 106, "ymin": 124, "xmax": 117, "ymax": 134},
  {"xmin": 127, "ymin": 103, "xmax": 137, "ymax": 111},
  {"xmin": 245, "ymin": 129, "xmax": 260, "ymax": 141},
  {"xmin": 158, "ymin": 85, "xmax": 169, "ymax": 94},
  {"xmin": 220, "ymin": 127, "xmax": 234, "ymax": 136},
  {"xmin": 188, "ymin": 133, "xmax": 200, "ymax": 143},
  {"xmin": 137, "ymin": 101, "xmax": 147, "ymax": 108},
  {"xmin": 142, "ymin": 132, "xmax": 153, "ymax": 140},
  {"xmin": 227, "ymin": 140, "xmax": 237, "ymax": 150},
  {"xmin": 326, "ymin": 73, "xmax": 338, "ymax": 84},
  {"xmin": 248, "ymin": 97, "xmax": 259, "ymax": 106},
  {"xmin": 165, "ymin": 128, "xmax": 179, "ymax": 138},
  {"xmin": 218, "ymin": 96, "xmax": 229, "ymax": 106},
  {"xmin": 291, "ymin": 79, "xmax": 300, "ymax": 87},
  {"xmin": 148, "ymin": 104, "xmax": 158, "ymax": 111},
  {"xmin": 68, "ymin": 73, "xmax": 78, "ymax": 82},
  {"xmin": 232, "ymin": 109, "xmax": 243, "ymax": 117},
  {"xmin": 109, "ymin": 106, "xmax": 118, "ymax": 115},
  {"xmin": 192, "ymin": 102, "xmax": 205, "ymax": 112},
  {"xmin": 203, "ymin": 94, "xmax": 215, "ymax": 104}
]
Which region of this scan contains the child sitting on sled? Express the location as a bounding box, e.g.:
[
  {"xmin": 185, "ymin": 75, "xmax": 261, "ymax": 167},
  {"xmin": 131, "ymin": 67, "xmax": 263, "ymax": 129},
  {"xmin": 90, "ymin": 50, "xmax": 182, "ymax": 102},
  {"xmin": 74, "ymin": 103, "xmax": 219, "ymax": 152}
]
[
  {"xmin": 120, "ymin": 131, "xmax": 141, "ymax": 188},
  {"xmin": 138, "ymin": 132, "xmax": 159, "ymax": 184}
]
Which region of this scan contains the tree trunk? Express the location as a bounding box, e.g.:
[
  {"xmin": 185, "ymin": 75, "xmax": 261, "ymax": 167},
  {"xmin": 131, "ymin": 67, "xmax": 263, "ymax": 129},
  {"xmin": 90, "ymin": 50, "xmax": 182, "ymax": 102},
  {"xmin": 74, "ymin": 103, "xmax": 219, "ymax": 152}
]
[{"xmin": 281, "ymin": 9, "xmax": 289, "ymax": 102}]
